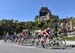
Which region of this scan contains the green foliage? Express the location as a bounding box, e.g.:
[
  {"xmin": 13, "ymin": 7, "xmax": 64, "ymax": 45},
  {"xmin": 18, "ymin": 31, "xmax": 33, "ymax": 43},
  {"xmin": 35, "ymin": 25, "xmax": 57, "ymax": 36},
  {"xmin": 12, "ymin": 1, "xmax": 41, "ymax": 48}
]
[
  {"xmin": 66, "ymin": 37, "xmax": 75, "ymax": 41},
  {"xmin": 72, "ymin": 18, "xmax": 75, "ymax": 27},
  {"xmin": 0, "ymin": 16, "xmax": 75, "ymax": 36}
]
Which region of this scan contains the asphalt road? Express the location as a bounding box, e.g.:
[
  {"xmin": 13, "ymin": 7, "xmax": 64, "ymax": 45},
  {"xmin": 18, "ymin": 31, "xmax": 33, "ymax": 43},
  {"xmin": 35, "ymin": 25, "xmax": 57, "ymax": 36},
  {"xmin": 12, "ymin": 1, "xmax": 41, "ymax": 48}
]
[{"xmin": 0, "ymin": 40, "xmax": 75, "ymax": 53}]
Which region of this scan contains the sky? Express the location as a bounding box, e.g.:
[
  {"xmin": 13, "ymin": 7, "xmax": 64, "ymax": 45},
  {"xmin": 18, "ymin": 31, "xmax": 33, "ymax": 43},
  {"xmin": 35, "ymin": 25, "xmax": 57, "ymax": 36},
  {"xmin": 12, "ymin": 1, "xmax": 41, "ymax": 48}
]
[{"xmin": 0, "ymin": 0, "xmax": 75, "ymax": 22}]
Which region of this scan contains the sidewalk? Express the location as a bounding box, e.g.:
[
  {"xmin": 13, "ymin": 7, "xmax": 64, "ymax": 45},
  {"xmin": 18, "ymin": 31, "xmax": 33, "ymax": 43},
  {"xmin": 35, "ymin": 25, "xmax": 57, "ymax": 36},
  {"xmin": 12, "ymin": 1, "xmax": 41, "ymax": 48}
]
[{"xmin": 66, "ymin": 41, "xmax": 75, "ymax": 46}]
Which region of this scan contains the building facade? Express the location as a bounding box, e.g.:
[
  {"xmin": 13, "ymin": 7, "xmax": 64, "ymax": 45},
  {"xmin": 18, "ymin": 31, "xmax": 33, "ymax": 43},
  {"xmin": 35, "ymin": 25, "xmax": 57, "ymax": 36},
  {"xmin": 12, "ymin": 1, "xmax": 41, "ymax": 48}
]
[{"xmin": 35, "ymin": 7, "xmax": 58, "ymax": 22}]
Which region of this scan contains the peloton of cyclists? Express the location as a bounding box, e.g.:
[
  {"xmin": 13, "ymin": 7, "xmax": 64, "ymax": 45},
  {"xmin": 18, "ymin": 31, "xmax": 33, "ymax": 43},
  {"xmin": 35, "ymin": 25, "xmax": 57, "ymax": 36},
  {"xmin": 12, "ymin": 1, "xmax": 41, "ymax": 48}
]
[{"xmin": 33, "ymin": 28, "xmax": 51, "ymax": 48}]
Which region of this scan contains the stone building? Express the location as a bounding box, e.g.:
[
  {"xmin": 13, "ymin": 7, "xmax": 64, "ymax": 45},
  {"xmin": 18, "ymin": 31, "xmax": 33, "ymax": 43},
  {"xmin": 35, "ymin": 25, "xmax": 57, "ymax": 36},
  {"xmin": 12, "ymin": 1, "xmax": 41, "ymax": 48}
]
[
  {"xmin": 35, "ymin": 7, "xmax": 58, "ymax": 22},
  {"xmin": 64, "ymin": 18, "xmax": 75, "ymax": 36}
]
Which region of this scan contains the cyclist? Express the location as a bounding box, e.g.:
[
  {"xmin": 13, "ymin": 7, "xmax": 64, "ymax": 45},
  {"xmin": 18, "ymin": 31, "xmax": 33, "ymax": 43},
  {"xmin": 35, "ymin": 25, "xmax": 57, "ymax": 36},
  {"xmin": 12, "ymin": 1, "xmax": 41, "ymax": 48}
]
[{"xmin": 39, "ymin": 28, "xmax": 51, "ymax": 48}]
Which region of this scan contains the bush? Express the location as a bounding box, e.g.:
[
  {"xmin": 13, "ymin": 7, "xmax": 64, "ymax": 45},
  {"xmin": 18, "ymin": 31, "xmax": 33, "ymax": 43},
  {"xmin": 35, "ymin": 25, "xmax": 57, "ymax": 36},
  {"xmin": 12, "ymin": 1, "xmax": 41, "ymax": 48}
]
[{"xmin": 66, "ymin": 37, "xmax": 75, "ymax": 41}]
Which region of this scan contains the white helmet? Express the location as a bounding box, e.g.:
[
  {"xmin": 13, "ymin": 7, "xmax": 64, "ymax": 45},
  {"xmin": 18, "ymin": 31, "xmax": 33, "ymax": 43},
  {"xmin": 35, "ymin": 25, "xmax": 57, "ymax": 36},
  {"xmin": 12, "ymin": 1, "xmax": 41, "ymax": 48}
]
[{"xmin": 47, "ymin": 28, "xmax": 50, "ymax": 30}]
